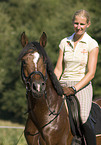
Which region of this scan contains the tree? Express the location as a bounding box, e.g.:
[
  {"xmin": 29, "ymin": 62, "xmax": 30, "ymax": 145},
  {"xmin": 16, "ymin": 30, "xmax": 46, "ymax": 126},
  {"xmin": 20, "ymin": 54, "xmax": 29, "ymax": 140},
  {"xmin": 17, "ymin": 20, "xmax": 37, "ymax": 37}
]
[{"xmin": 0, "ymin": 0, "xmax": 101, "ymax": 123}]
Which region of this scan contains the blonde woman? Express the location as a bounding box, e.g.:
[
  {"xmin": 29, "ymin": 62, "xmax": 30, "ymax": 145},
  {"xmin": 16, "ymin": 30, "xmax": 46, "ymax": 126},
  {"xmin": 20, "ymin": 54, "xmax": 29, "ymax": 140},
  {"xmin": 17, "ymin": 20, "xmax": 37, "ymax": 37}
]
[{"xmin": 54, "ymin": 9, "xmax": 99, "ymax": 145}]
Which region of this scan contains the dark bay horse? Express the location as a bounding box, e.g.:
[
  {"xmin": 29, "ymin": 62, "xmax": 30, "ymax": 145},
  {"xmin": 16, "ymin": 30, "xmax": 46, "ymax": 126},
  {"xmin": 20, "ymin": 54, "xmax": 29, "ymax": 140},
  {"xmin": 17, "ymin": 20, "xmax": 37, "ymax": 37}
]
[{"xmin": 18, "ymin": 32, "xmax": 101, "ymax": 145}]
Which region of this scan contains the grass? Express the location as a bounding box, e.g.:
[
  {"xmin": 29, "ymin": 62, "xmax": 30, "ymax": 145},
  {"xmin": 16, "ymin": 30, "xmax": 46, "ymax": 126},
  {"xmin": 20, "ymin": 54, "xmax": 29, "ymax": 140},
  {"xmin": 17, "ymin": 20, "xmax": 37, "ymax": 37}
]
[{"xmin": 0, "ymin": 120, "xmax": 27, "ymax": 145}]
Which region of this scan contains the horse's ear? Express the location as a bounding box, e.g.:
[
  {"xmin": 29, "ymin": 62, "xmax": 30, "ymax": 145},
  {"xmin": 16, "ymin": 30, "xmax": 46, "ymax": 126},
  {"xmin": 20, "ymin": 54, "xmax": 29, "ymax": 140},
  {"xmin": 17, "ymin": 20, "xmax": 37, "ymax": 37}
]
[
  {"xmin": 21, "ymin": 32, "xmax": 28, "ymax": 47},
  {"xmin": 39, "ymin": 32, "xmax": 47, "ymax": 47}
]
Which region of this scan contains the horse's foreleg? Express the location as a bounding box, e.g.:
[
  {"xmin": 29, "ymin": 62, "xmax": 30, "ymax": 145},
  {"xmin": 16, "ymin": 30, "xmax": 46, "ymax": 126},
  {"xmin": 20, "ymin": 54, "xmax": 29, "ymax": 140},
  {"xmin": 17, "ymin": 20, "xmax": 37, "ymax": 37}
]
[{"xmin": 24, "ymin": 117, "xmax": 39, "ymax": 145}]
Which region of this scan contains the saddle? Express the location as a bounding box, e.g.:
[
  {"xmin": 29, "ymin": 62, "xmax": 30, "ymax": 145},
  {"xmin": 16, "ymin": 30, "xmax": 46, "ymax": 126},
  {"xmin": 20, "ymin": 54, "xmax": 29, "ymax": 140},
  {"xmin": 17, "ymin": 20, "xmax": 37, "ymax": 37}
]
[
  {"xmin": 66, "ymin": 95, "xmax": 101, "ymax": 145},
  {"xmin": 90, "ymin": 102, "xmax": 101, "ymax": 135}
]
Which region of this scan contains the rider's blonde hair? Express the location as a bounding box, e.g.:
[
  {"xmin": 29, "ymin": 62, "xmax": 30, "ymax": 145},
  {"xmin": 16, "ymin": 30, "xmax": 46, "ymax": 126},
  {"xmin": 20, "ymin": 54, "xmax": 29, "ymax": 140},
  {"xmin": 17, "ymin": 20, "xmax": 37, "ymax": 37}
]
[{"xmin": 72, "ymin": 9, "xmax": 90, "ymax": 24}]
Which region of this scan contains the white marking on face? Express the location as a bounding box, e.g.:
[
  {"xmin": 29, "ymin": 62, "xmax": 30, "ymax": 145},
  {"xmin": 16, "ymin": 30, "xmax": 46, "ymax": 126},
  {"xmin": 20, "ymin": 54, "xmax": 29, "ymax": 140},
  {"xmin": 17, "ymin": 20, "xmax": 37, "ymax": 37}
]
[
  {"xmin": 37, "ymin": 84, "xmax": 40, "ymax": 92},
  {"xmin": 32, "ymin": 52, "xmax": 40, "ymax": 70}
]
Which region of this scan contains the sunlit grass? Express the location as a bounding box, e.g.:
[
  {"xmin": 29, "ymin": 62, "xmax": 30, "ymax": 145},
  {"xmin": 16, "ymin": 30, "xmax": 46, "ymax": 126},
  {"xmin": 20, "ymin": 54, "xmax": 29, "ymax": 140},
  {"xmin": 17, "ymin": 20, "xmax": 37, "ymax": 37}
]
[{"xmin": 0, "ymin": 120, "xmax": 27, "ymax": 145}]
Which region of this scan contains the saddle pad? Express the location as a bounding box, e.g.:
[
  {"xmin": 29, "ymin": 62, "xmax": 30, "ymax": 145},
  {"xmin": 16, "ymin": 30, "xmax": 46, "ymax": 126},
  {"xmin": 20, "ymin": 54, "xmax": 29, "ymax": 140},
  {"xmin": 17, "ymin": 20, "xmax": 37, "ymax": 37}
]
[{"xmin": 90, "ymin": 102, "xmax": 101, "ymax": 135}]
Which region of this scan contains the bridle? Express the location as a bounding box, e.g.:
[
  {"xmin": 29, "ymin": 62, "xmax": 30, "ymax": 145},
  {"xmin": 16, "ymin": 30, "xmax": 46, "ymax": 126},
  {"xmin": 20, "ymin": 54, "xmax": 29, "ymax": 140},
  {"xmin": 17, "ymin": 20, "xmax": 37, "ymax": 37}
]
[{"xmin": 21, "ymin": 61, "xmax": 48, "ymax": 98}]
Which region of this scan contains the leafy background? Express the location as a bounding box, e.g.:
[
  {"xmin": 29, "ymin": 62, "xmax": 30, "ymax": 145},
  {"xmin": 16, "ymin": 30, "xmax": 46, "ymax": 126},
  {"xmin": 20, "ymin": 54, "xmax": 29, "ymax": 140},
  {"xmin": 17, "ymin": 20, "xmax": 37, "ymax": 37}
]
[{"xmin": 0, "ymin": 0, "xmax": 101, "ymax": 124}]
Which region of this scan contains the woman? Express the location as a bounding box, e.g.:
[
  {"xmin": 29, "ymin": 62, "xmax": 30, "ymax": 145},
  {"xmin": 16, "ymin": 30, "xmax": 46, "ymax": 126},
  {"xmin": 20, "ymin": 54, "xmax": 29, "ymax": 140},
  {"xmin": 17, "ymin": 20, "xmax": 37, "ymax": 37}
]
[{"xmin": 54, "ymin": 9, "xmax": 99, "ymax": 145}]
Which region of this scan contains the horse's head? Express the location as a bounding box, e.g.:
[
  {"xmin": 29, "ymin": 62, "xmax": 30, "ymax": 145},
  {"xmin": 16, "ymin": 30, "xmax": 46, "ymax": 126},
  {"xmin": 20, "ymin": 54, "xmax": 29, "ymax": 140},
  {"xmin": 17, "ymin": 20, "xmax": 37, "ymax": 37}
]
[{"xmin": 18, "ymin": 32, "xmax": 47, "ymax": 98}]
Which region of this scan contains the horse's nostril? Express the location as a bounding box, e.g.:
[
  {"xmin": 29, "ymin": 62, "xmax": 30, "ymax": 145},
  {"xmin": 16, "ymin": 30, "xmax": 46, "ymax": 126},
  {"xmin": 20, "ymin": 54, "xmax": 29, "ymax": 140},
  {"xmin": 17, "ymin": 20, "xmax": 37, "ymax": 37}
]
[
  {"xmin": 33, "ymin": 83, "xmax": 40, "ymax": 92},
  {"xmin": 33, "ymin": 84, "xmax": 36, "ymax": 90},
  {"xmin": 32, "ymin": 82, "xmax": 45, "ymax": 93}
]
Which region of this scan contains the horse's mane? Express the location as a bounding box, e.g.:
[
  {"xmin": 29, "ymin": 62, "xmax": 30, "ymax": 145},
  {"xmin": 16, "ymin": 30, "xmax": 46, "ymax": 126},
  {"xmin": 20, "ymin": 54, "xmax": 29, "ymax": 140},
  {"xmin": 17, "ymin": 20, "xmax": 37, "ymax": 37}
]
[{"xmin": 18, "ymin": 42, "xmax": 63, "ymax": 96}]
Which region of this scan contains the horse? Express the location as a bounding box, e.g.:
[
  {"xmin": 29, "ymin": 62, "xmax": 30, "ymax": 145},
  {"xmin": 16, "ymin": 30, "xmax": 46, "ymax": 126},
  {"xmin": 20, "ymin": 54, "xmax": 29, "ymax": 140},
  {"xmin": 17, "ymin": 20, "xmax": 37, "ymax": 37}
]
[
  {"xmin": 18, "ymin": 32, "xmax": 101, "ymax": 145},
  {"xmin": 94, "ymin": 98, "xmax": 101, "ymax": 107}
]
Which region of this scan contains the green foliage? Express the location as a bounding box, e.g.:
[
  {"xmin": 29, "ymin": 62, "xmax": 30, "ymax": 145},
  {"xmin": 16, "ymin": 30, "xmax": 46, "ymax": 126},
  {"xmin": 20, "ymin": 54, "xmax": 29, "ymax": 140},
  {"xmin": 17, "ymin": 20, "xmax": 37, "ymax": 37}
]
[{"xmin": 0, "ymin": 0, "xmax": 101, "ymax": 123}]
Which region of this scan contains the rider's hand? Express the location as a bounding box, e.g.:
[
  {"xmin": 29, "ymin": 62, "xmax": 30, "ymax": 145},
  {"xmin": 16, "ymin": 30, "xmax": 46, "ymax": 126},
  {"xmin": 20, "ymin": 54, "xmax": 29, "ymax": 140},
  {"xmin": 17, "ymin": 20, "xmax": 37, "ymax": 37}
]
[{"xmin": 62, "ymin": 86, "xmax": 76, "ymax": 96}]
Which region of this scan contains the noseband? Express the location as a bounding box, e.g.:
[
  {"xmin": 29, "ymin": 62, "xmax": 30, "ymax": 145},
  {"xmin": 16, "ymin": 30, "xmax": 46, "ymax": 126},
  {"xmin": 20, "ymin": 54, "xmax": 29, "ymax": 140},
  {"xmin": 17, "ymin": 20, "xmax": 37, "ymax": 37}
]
[{"xmin": 21, "ymin": 61, "xmax": 47, "ymax": 98}]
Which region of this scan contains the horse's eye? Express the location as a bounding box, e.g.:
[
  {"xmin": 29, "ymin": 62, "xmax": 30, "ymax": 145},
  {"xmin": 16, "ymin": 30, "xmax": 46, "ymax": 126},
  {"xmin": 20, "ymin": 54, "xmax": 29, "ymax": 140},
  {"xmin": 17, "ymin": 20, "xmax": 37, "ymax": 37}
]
[{"xmin": 42, "ymin": 82, "xmax": 45, "ymax": 86}]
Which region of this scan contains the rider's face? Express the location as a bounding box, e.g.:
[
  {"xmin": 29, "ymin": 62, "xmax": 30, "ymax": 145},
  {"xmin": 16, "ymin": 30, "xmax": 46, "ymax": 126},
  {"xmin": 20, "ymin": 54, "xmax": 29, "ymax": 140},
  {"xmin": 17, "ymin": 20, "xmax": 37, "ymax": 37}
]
[{"xmin": 73, "ymin": 16, "xmax": 90, "ymax": 36}]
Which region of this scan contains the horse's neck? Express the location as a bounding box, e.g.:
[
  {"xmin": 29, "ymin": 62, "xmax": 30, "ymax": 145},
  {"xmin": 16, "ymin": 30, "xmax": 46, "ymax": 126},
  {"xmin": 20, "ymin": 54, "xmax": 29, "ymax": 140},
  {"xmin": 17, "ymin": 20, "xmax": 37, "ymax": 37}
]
[
  {"xmin": 46, "ymin": 76, "xmax": 60, "ymax": 105},
  {"xmin": 46, "ymin": 76, "xmax": 57, "ymax": 93}
]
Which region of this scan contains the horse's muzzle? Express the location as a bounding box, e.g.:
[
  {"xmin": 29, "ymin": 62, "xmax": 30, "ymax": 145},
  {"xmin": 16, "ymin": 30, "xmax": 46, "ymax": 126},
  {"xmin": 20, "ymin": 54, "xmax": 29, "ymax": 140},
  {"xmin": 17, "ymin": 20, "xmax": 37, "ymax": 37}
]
[{"xmin": 31, "ymin": 81, "xmax": 46, "ymax": 98}]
